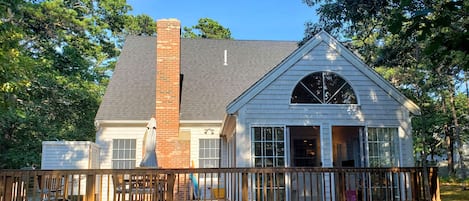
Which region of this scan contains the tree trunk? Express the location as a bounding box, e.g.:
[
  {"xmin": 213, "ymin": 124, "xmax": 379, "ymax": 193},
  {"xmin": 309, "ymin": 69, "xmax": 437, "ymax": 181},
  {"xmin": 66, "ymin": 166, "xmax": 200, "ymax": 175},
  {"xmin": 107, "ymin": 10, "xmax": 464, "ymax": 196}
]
[
  {"xmin": 440, "ymin": 96, "xmax": 454, "ymax": 176},
  {"xmin": 448, "ymin": 82, "xmax": 465, "ymax": 178},
  {"xmin": 465, "ymin": 71, "xmax": 468, "ymax": 100}
]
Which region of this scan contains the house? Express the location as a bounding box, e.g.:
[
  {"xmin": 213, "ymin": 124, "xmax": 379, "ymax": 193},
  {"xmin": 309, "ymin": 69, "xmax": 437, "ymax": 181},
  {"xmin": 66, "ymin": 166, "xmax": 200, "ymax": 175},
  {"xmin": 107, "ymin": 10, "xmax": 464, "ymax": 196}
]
[{"xmin": 94, "ymin": 18, "xmax": 421, "ymax": 195}]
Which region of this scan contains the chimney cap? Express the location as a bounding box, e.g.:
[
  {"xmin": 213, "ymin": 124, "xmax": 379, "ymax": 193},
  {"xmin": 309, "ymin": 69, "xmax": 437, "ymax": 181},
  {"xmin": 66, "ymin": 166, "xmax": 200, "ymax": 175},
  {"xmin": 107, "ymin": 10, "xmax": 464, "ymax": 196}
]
[{"xmin": 157, "ymin": 18, "xmax": 180, "ymax": 22}]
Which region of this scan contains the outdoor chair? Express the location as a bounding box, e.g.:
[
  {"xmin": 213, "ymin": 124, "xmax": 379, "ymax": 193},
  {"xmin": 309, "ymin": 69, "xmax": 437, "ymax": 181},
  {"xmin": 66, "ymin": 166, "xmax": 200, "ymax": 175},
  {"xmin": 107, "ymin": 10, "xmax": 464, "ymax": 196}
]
[
  {"xmin": 112, "ymin": 174, "xmax": 164, "ymax": 201},
  {"xmin": 112, "ymin": 174, "xmax": 130, "ymax": 201},
  {"xmin": 37, "ymin": 175, "xmax": 68, "ymax": 201}
]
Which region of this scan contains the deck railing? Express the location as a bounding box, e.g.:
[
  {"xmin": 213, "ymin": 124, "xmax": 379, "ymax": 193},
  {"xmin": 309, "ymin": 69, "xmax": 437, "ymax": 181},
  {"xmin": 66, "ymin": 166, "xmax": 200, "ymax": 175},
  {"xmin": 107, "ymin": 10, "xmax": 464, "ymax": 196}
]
[{"xmin": 0, "ymin": 167, "xmax": 439, "ymax": 201}]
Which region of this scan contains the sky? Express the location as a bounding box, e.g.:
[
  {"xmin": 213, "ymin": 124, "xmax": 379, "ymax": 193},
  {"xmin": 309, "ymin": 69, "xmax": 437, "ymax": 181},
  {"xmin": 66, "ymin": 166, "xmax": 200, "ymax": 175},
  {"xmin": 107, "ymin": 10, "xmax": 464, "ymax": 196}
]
[{"xmin": 126, "ymin": 0, "xmax": 319, "ymax": 41}]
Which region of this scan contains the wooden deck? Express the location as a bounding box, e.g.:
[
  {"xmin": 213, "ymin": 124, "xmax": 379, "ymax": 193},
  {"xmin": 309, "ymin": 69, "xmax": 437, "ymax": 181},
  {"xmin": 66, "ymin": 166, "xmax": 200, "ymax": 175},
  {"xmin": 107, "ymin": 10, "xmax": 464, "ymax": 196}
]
[{"xmin": 0, "ymin": 167, "xmax": 439, "ymax": 201}]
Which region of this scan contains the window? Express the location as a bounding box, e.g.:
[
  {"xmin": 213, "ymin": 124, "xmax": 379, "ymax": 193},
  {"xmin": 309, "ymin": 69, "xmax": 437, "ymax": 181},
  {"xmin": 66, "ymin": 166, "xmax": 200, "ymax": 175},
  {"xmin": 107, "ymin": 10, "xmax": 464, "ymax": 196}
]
[
  {"xmin": 367, "ymin": 127, "xmax": 401, "ymax": 200},
  {"xmin": 253, "ymin": 127, "xmax": 285, "ymax": 167},
  {"xmin": 199, "ymin": 139, "xmax": 220, "ymax": 179},
  {"xmin": 291, "ymin": 72, "xmax": 357, "ymax": 104},
  {"xmin": 112, "ymin": 139, "xmax": 136, "ymax": 169},
  {"xmin": 367, "ymin": 127, "xmax": 399, "ymax": 167},
  {"xmin": 252, "ymin": 127, "xmax": 286, "ymax": 200},
  {"xmin": 199, "ymin": 139, "xmax": 220, "ymax": 168}
]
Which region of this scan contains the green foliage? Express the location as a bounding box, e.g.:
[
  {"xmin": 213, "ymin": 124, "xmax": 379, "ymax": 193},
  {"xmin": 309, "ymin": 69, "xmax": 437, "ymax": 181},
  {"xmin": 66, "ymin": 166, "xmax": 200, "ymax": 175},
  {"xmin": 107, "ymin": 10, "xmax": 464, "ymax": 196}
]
[
  {"xmin": 304, "ymin": 0, "xmax": 469, "ymax": 173},
  {"xmin": 0, "ymin": 1, "xmax": 233, "ymax": 169},
  {"xmin": 182, "ymin": 18, "xmax": 232, "ymax": 39},
  {"xmin": 123, "ymin": 14, "xmax": 156, "ymax": 36},
  {"xmin": 440, "ymin": 182, "xmax": 469, "ymax": 201},
  {"xmin": 0, "ymin": 0, "xmax": 155, "ymax": 169}
]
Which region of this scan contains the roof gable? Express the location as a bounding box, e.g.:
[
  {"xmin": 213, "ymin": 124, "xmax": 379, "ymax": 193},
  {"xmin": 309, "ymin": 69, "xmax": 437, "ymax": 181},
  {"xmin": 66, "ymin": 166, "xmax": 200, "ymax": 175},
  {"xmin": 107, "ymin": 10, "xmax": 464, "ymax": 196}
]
[{"xmin": 226, "ymin": 31, "xmax": 421, "ymax": 115}]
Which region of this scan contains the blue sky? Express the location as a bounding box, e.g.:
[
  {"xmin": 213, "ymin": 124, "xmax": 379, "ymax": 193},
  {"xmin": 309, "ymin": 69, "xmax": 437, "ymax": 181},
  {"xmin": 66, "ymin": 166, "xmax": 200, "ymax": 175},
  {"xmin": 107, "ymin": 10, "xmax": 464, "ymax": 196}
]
[{"xmin": 127, "ymin": 0, "xmax": 319, "ymax": 41}]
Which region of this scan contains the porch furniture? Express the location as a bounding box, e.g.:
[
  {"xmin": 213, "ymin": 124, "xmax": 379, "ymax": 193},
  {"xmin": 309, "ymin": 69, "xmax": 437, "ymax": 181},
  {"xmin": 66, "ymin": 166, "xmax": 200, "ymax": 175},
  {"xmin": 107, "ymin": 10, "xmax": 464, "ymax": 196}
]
[
  {"xmin": 37, "ymin": 175, "xmax": 68, "ymax": 201},
  {"xmin": 210, "ymin": 188, "xmax": 225, "ymax": 200},
  {"xmin": 112, "ymin": 174, "xmax": 166, "ymax": 201}
]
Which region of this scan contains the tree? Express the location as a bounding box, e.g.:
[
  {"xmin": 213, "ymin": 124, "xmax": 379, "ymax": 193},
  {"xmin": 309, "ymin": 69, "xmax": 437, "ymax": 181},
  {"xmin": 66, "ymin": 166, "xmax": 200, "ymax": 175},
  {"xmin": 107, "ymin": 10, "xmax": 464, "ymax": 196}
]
[
  {"xmin": 123, "ymin": 14, "xmax": 157, "ymax": 37},
  {"xmin": 303, "ymin": 0, "xmax": 468, "ymax": 176},
  {"xmin": 1, "ymin": 1, "xmax": 235, "ymax": 169},
  {"xmin": 182, "ymin": 18, "xmax": 232, "ymax": 39},
  {"xmin": 0, "ymin": 0, "xmax": 155, "ymax": 168},
  {"xmin": 0, "ymin": 1, "xmax": 236, "ymax": 169}
]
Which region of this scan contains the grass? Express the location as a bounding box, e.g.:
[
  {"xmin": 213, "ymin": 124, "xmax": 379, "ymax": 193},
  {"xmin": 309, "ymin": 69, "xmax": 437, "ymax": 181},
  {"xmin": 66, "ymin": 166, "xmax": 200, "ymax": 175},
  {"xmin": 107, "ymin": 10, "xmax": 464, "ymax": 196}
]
[{"xmin": 440, "ymin": 181, "xmax": 469, "ymax": 201}]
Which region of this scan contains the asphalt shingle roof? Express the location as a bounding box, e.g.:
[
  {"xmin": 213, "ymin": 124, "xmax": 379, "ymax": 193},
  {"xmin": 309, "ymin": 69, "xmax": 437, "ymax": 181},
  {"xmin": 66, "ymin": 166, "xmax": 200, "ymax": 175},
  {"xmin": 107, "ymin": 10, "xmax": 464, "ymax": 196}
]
[{"xmin": 95, "ymin": 36, "xmax": 298, "ymax": 121}]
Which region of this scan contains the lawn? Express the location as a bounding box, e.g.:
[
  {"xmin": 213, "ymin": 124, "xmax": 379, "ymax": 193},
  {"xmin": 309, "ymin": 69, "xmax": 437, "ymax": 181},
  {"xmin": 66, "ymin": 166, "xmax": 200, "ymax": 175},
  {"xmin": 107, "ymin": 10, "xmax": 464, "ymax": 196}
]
[{"xmin": 440, "ymin": 182, "xmax": 469, "ymax": 201}]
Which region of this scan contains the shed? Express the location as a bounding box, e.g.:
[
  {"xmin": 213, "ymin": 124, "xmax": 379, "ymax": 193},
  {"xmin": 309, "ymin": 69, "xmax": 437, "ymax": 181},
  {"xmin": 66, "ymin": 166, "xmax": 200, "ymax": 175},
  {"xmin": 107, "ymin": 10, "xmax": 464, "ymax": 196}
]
[{"xmin": 41, "ymin": 141, "xmax": 100, "ymax": 170}]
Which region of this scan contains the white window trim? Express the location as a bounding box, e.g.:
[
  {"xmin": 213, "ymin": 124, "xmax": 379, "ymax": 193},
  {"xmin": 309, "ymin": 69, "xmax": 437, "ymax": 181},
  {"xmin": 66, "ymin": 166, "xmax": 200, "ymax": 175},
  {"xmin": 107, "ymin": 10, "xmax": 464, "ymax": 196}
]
[
  {"xmin": 199, "ymin": 138, "xmax": 221, "ymax": 168},
  {"xmin": 290, "ymin": 71, "xmax": 360, "ymax": 105},
  {"xmin": 366, "ymin": 127, "xmax": 400, "ymax": 167},
  {"xmin": 250, "ymin": 125, "xmax": 287, "ymax": 168},
  {"xmin": 111, "ymin": 139, "xmax": 137, "ymax": 169}
]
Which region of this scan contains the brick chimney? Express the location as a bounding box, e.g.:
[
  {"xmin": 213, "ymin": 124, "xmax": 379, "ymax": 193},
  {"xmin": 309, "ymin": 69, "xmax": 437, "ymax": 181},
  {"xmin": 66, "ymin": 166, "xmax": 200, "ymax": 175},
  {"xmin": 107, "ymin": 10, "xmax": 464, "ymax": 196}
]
[{"xmin": 155, "ymin": 19, "xmax": 189, "ymax": 168}]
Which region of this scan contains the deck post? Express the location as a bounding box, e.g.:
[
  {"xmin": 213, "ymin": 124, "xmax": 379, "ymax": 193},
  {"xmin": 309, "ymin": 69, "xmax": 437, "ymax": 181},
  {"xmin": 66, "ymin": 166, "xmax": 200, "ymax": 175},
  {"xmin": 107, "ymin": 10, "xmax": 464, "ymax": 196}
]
[
  {"xmin": 166, "ymin": 173, "xmax": 175, "ymax": 201},
  {"xmin": 242, "ymin": 172, "xmax": 248, "ymax": 201},
  {"xmin": 86, "ymin": 174, "xmax": 96, "ymax": 201},
  {"xmin": 411, "ymin": 170, "xmax": 420, "ymax": 200},
  {"xmin": 2, "ymin": 175, "xmax": 14, "ymax": 201},
  {"xmin": 429, "ymin": 167, "xmax": 440, "ymax": 201}
]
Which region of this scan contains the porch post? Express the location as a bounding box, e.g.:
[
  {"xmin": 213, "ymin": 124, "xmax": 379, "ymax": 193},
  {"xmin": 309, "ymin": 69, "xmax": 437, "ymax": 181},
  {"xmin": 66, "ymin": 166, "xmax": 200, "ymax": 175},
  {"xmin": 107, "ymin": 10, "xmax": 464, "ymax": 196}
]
[{"xmin": 321, "ymin": 123, "xmax": 334, "ymax": 201}]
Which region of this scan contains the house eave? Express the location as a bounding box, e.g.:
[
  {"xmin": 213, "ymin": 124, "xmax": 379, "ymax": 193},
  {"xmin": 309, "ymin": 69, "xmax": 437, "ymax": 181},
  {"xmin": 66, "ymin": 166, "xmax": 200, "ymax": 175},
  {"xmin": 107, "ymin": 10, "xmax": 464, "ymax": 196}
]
[
  {"xmin": 179, "ymin": 120, "xmax": 223, "ymax": 127},
  {"xmin": 94, "ymin": 120, "xmax": 149, "ymax": 128},
  {"xmin": 95, "ymin": 119, "xmax": 224, "ymax": 128},
  {"xmin": 220, "ymin": 114, "xmax": 236, "ymax": 139},
  {"xmin": 404, "ymin": 101, "xmax": 421, "ymax": 115}
]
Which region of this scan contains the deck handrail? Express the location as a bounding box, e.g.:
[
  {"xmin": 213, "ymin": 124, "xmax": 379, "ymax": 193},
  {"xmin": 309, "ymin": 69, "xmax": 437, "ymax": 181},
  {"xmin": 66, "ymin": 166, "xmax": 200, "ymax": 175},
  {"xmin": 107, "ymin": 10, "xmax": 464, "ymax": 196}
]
[{"xmin": 0, "ymin": 167, "xmax": 439, "ymax": 201}]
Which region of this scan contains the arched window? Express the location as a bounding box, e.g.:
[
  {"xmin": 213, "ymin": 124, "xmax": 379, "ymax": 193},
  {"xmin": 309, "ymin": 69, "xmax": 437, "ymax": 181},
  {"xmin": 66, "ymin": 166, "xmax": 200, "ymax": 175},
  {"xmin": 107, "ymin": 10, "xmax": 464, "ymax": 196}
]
[{"xmin": 291, "ymin": 72, "xmax": 357, "ymax": 104}]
